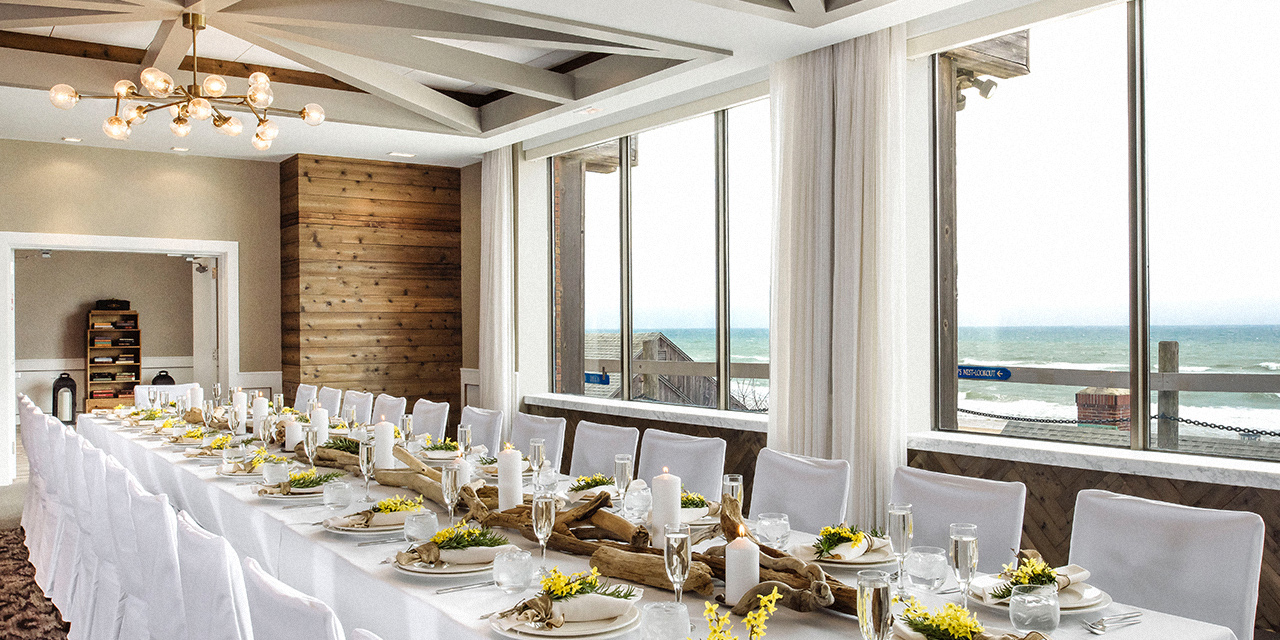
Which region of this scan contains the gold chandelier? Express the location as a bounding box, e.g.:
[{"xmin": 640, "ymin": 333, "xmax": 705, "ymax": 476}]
[{"xmin": 47, "ymin": 13, "xmax": 324, "ymax": 150}]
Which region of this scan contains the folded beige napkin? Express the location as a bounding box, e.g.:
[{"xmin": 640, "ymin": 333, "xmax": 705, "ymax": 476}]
[
  {"xmin": 395, "ymin": 542, "xmax": 519, "ymax": 566},
  {"xmin": 220, "ymin": 460, "xmax": 260, "ymax": 475},
  {"xmin": 893, "ymin": 620, "xmax": 1050, "ymax": 640},
  {"xmin": 257, "ymin": 481, "xmax": 326, "ymax": 496},
  {"xmin": 496, "ymin": 591, "xmax": 641, "ymax": 630},
  {"xmin": 323, "ymin": 509, "xmax": 416, "ymax": 529},
  {"xmin": 972, "ymin": 549, "xmax": 1090, "ymax": 605},
  {"xmin": 183, "ymin": 446, "xmax": 222, "ymax": 459},
  {"xmin": 790, "ymin": 535, "xmax": 890, "ymax": 562}
]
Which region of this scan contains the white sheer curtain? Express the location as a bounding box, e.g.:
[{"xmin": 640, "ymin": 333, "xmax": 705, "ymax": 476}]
[
  {"xmin": 768, "ymin": 26, "xmax": 908, "ymax": 529},
  {"xmin": 480, "ymin": 145, "xmax": 516, "ymax": 438}
]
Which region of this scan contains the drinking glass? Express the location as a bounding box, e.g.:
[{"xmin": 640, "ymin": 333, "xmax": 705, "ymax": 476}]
[
  {"xmin": 261, "ymin": 460, "xmax": 289, "ymax": 485},
  {"xmin": 323, "ymin": 480, "xmax": 352, "ymax": 511},
  {"xmin": 756, "ymin": 513, "xmax": 791, "ymax": 548},
  {"xmin": 272, "ymin": 393, "xmax": 284, "ymax": 415},
  {"xmin": 1009, "ymin": 584, "xmax": 1060, "ymax": 632},
  {"xmin": 202, "ymin": 400, "xmax": 216, "ymax": 429},
  {"xmin": 404, "ymin": 511, "xmax": 440, "ymax": 542},
  {"xmin": 358, "ymin": 441, "xmax": 376, "ymax": 503},
  {"xmin": 222, "ymin": 443, "xmax": 246, "ymax": 466},
  {"xmin": 532, "ymin": 493, "xmax": 556, "ymax": 569},
  {"xmin": 529, "ymin": 438, "xmax": 547, "ymax": 489},
  {"xmin": 400, "ymin": 414, "xmax": 413, "ymax": 444},
  {"xmin": 202, "ymin": 431, "xmax": 218, "ymax": 448},
  {"xmin": 227, "ymin": 412, "xmax": 241, "ymax": 436},
  {"xmin": 441, "ymin": 463, "xmax": 461, "ymax": 526},
  {"xmin": 624, "ymin": 485, "xmax": 652, "ymax": 522},
  {"xmin": 344, "ymin": 408, "xmax": 357, "ymax": 430},
  {"xmin": 301, "ymin": 425, "xmax": 319, "ymax": 473},
  {"xmin": 457, "ymin": 424, "xmax": 473, "ymax": 457},
  {"xmin": 494, "ymin": 549, "xmax": 535, "ymax": 594},
  {"xmin": 856, "ymin": 570, "xmax": 893, "ymax": 640},
  {"xmin": 888, "ymin": 502, "xmax": 913, "ymax": 594},
  {"xmin": 614, "ymin": 454, "xmax": 634, "ymax": 503},
  {"xmin": 147, "ymin": 387, "xmax": 158, "ymax": 409},
  {"xmin": 641, "ymin": 602, "xmax": 690, "ymax": 640},
  {"xmin": 904, "ymin": 546, "xmax": 949, "ymax": 592},
  {"xmin": 721, "ymin": 474, "xmax": 744, "ymax": 505},
  {"xmin": 949, "ymin": 523, "xmax": 979, "ymax": 609},
  {"xmin": 663, "ymin": 523, "xmax": 691, "ymax": 603},
  {"xmin": 212, "ymin": 383, "xmax": 222, "ymax": 407}
]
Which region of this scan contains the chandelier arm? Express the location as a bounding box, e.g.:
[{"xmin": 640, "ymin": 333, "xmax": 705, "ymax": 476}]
[{"xmin": 140, "ymin": 99, "xmax": 189, "ymax": 114}]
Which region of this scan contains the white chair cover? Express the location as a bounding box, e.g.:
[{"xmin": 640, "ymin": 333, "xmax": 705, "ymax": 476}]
[
  {"xmin": 636, "ymin": 430, "xmax": 727, "ymax": 498},
  {"xmin": 568, "ymin": 421, "xmax": 639, "ymax": 478},
  {"xmin": 317, "ymin": 386, "xmax": 342, "ymax": 416},
  {"xmin": 1070, "ymin": 489, "xmax": 1264, "ymax": 640},
  {"xmin": 459, "ymin": 406, "xmax": 504, "ymax": 454},
  {"xmin": 81, "ymin": 445, "xmax": 124, "ymax": 640},
  {"xmin": 509, "ymin": 412, "xmax": 567, "ymax": 471},
  {"xmin": 343, "ymin": 391, "xmax": 374, "ymax": 425},
  {"xmin": 411, "ymin": 399, "xmax": 449, "ymax": 442},
  {"xmin": 176, "ymin": 511, "xmax": 254, "ymax": 640},
  {"xmin": 350, "ymin": 630, "xmax": 384, "ymax": 640},
  {"xmin": 371, "ymin": 394, "xmax": 407, "ymax": 425},
  {"xmin": 242, "ymin": 556, "xmax": 345, "ymax": 640},
  {"xmin": 132, "ymin": 489, "xmax": 188, "ymax": 639},
  {"xmin": 134, "ymin": 383, "xmax": 201, "ymax": 408},
  {"xmin": 67, "ymin": 441, "xmax": 108, "ymax": 636},
  {"xmin": 749, "ymin": 448, "xmax": 850, "ymax": 533},
  {"xmin": 19, "ymin": 401, "xmax": 54, "ymax": 576},
  {"xmin": 106, "ymin": 459, "xmax": 150, "ymax": 640},
  {"xmin": 890, "ymin": 466, "xmax": 1026, "ymax": 574},
  {"xmin": 39, "ymin": 416, "xmax": 74, "ymax": 597},
  {"xmin": 294, "ymin": 384, "xmax": 319, "ymax": 412},
  {"xmin": 48, "ymin": 430, "xmax": 87, "ymax": 611}
]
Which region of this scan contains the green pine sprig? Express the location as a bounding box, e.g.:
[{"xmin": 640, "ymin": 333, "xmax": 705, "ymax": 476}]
[{"xmin": 321, "ymin": 436, "xmax": 360, "ymax": 455}]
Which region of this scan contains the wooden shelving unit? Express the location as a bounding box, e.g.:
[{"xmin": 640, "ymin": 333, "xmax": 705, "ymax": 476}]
[{"xmin": 85, "ymin": 310, "xmax": 141, "ymax": 412}]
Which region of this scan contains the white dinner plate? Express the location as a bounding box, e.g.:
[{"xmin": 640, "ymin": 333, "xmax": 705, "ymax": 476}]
[
  {"xmin": 217, "ymin": 467, "xmax": 261, "ymax": 479},
  {"xmin": 967, "ymin": 580, "xmax": 1112, "ymax": 613},
  {"xmin": 816, "ymin": 544, "xmax": 896, "ymax": 567},
  {"xmin": 893, "ymin": 619, "xmax": 1015, "ymax": 640},
  {"xmin": 322, "ymin": 521, "xmax": 405, "ymax": 535},
  {"xmin": 392, "ymin": 559, "xmax": 492, "ymax": 576},
  {"xmin": 490, "ymin": 606, "xmax": 640, "ymax": 639},
  {"xmin": 258, "ymin": 489, "xmax": 326, "ymax": 501}
]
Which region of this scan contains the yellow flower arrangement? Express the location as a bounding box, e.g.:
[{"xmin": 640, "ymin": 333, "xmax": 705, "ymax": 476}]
[
  {"xmin": 701, "ymin": 587, "xmax": 783, "ymax": 640},
  {"xmin": 373, "ymin": 494, "xmax": 425, "ymax": 513},
  {"xmin": 568, "ymin": 473, "xmax": 614, "ymax": 492},
  {"xmin": 424, "ymin": 436, "xmax": 459, "ymax": 452},
  {"xmin": 537, "ymin": 567, "xmax": 634, "ymax": 601},
  {"xmin": 181, "ymin": 425, "xmax": 204, "ymax": 439},
  {"xmin": 812, "ymin": 525, "xmax": 867, "ymax": 560},
  {"xmin": 207, "ymin": 435, "xmax": 232, "ymax": 450},
  {"xmin": 428, "ymin": 521, "xmax": 509, "ymax": 549},
  {"xmin": 897, "ymin": 596, "xmax": 985, "ymax": 640},
  {"xmin": 992, "ymin": 555, "xmax": 1057, "ymax": 599},
  {"xmin": 681, "ymin": 489, "xmax": 708, "ymax": 509}
]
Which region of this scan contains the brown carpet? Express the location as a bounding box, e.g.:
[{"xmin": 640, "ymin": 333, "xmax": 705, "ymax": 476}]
[{"xmin": 0, "ymin": 528, "xmax": 69, "ymax": 639}]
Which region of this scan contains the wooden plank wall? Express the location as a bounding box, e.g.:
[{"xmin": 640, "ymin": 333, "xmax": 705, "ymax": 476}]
[
  {"xmin": 280, "ymin": 154, "xmax": 463, "ymax": 425},
  {"xmin": 909, "ymin": 449, "xmax": 1280, "ymax": 632}
]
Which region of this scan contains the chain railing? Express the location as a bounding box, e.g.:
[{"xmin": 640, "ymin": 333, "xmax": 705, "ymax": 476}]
[{"xmin": 957, "ymin": 407, "xmax": 1277, "ymax": 438}]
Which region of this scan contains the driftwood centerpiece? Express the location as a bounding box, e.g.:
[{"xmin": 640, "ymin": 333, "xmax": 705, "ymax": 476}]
[{"xmin": 293, "ymin": 440, "xmax": 361, "ymax": 475}]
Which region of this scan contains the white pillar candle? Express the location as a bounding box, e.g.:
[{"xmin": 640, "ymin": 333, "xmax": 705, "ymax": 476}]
[
  {"xmin": 374, "ymin": 421, "xmax": 395, "ymax": 469},
  {"xmin": 651, "ymin": 467, "xmax": 681, "ymax": 547},
  {"xmin": 497, "ymin": 445, "xmax": 523, "ymax": 511},
  {"xmin": 725, "ymin": 526, "xmax": 760, "ymax": 605},
  {"xmin": 233, "ymin": 390, "xmax": 249, "ymax": 425},
  {"xmin": 252, "ymin": 396, "xmax": 269, "ymax": 435},
  {"xmin": 454, "ymin": 455, "xmax": 474, "ymax": 489},
  {"xmin": 284, "ymin": 419, "xmax": 302, "ymax": 451},
  {"xmin": 187, "ymin": 387, "xmax": 204, "ymax": 410},
  {"xmin": 310, "ymin": 407, "xmax": 330, "ymax": 445}
]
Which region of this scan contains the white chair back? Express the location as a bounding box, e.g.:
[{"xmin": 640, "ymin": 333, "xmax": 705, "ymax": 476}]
[
  {"xmin": 1070, "ymin": 489, "xmax": 1264, "ymax": 640},
  {"xmin": 176, "ymin": 511, "xmax": 254, "ymax": 640},
  {"xmin": 106, "ymin": 459, "xmax": 150, "ymax": 640},
  {"xmin": 568, "ymin": 421, "xmax": 639, "ymax": 478},
  {"xmin": 371, "ymin": 394, "xmax": 407, "ymax": 425},
  {"xmin": 509, "ymin": 412, "xmax": 567, "ymax": 471},
  {"xmin": 411, "ymin": 399, "xmax": 449, "ymax": 442},
  {"xmin": 294, "ymin": 384, "xmax": 318, "ymax": 412},
  {"xmin": 49, "ymin": 432, "xmax": 89, "ymax": 611},
  {"xmin": 317, "ymin": 386, "xmax": 342, "ymax": 416},
  {"xmin": 83, "ymin": 445, "xmax": 125, "ymax": 640},
  {"xmin": 343, "ymin": 391, "xmax": 374, "ymax": 425},
  {"xmin": 242, "ymin": 556, "xmax": 345, "ymax": 640},
  {"xmin": 349, "ymin": 630, "xmax": 384, "ymax": 640},
  {"xmin": 750, "ymin": 448, "xmax": 850, "ymax": 533},
  {"xmin": 132, "ymin": 489, "xmax": 188, "ymax": 639},
  {"xmin": 135, "ymin": 383, "xmax": 200, "ymax": 408},
  {"xmin": 891, "ymin": 466, "xmax": 1026, "ymax": 574},
  {"xmin": 636, "ymin": 430, "xmax": 726, "ymax": 498},
  {"xmin": 460, "ymin": 406, "xmax": 504, "ymax": 454}
]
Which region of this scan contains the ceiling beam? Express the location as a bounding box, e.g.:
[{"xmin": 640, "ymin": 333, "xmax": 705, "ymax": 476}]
[
  {"xmin": 0, "ymin": 0, "xmax": 146, "ymax": 10},
  {"xmin": 0, "ymin": 4, "xmax": 162, "ymax": 28},
  {"xmin": 787, "ymin": 0, "xmax": 827, "ymax": 20},
  {"xmin": 139, "ymin": 17, "xmax": 189, "ymax": 75}
]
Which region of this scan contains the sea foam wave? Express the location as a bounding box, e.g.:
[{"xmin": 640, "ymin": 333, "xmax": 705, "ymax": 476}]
[{"xmin": 1261, "ymin": 362, "xmax": 1280, "ymax": 371}]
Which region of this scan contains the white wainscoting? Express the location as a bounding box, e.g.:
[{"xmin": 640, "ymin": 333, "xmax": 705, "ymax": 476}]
[
  {"xmin": 235, "ymin": 371, "xmax": 283, "ymax": 398},
  {"xmin": 461, "ymin": 368, "xmax": 481, "ymax": 408},
  {"xmin": 18, "ymin": 356, "xmax": 194, "ymax": 414}
]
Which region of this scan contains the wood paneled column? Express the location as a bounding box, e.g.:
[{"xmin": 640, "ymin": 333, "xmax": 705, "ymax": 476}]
[{"xmin": 281, "ymin": 154, "xmax": 463, "ymax": 423}]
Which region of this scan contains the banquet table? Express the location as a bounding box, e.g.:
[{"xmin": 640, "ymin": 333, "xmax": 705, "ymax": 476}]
[{"xmin": 77, "ymin": 414, "xmax": 1238, "ymax": 640}]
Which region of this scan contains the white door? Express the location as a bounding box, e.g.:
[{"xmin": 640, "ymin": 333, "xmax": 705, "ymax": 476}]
[{"xmin": 191, "ymin": 258, "xmax": 218, "ymax": 390}]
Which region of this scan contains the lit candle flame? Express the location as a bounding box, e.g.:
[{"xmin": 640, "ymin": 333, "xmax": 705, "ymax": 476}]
[
  {"xmin": 663, "ymin": 466, "xmax": 669, "ymax": 473},
  {"xmin": 738, "ymin": 524, "xmax": 746, "ymax": 536}
]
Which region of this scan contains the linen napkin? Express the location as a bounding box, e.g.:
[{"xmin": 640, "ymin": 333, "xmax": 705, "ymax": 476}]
[
  {"xmin": 256, "ymin": 482, "xmax": 325, "ymax": 496},
  {"xmin": 183, "ymin": 445, "xmax": 222, "ymax": 458},
  {"xmin": 971, "ymin": 549, "xmax": 1090, "ymax": 605},
  {"xmin": 893, "ymin": 619, "xmax": 1050, "ymax": 640},
  {"xmin": 394, "ymin": 542, "xmax": 519, "ymax": 566},
  {"xmin": 496, "ymin": 591, "xmax": 641, "ymax": 630},
  {"xmin": 789, "ymin": 534, "xmax": 889, "ymax": 562},
  {"xmin": 323, "ymin": 509, "xmax": 417, "ymax": 529}
]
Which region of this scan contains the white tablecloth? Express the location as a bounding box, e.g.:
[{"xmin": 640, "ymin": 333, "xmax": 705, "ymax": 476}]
[{"xmin": 78, "ymin": 415, "xmax": 1238, "ymax": 640}]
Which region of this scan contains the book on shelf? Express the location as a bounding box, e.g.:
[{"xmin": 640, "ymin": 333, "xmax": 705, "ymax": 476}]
[
  {"xmin": 116, "ymin": 355, "xmax": 137, "ymax": 364},
  {"xmin": 91, "ymin": 356, "xmax": 113, "ymax": 364},
  {"xmin": 92, "ymin": 337, "xmax": 112, "ymax": 347},
  {"xmin": 92, "ymin": 322, "xmax": 114, "ymax": 329},
  {"xmin": 116, "ymin": 337, "xmax": 137, "ymax": 346},
  {"xmin": 89, "ymin": 372, "xmax": 113, "ymax": 381},
  {"xmin": 115, "ymin": 372, "xmax": 137, "ymax": 381},
  {"xmin": 90, "ymin": 390, "xmax": 116, "ymax": 399},
  {"xmin": 114, "ymin": 320, "xmax": 137, "ymax": 329}
]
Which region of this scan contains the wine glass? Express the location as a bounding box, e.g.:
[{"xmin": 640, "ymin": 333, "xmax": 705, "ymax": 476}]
[
  {"xmin": 301, "ymin": 425, "xmax": 319, "ymax": 473},
  {"xmin": 664, "ymin": 523, "xmax": 692, "ymax": 603},
  {"xmin": 227, "ymin": 411, "xmax": 240, "ymax": 436},
  {"xmin": 614, "ymin": 454, "xmax": 633, "ymax": 505},
  {"xmin": 441, "ymin": 462, "xmax": 460, "ymax": 526},
  {"xmin": 529, "ymin": 438, "xmax": 546, "ymax": 489},
  {"xmin": 147, "ymin": 387, "xmax": 158, "ymax": 409},
  {"xmin": 532, "ymin": 492, "xmax": 556, "ymax": 569},
  {"xmin": 358, "ymin": 441, "xmax": 376, "ymax": 503},
  {"xmin": 857, "ymin": 569, "xmax": 893, "ymax": 640},
  {"xmin": 949, "ymin": 523, "xmax": 979, "ymax": 609},
  {"xmin": 888, "ymin": 502, "xmax": 913, "ymax": 594}
]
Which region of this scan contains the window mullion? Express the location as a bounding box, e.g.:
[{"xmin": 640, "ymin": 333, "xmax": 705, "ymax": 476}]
[
  {"xmin": 1127, "ymin": 0, "xmax": 1150, "ymax": 450},
  {"xmin": 715, "ymin": 110, "xmax": 731, "ymax": 411},
  {"xmin": 619, "ymin": 136, "xmax": 634, "ymax": 401}
]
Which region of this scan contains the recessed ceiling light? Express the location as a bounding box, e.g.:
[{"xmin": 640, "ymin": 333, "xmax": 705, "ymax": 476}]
[
  {"xmin": 62, "ymin": 137, "xmax": 81, "ymax": 142},
  {"xmin": 388, "ymin": 152, "xmax": 416, "ymax": 158},
  {"xmin": 574, "ymin": 106, "xmax": 602, "ymax": 115},
  {"xmin": 171, "ymin": 147, "xmax": 189, "ymax": 152}
]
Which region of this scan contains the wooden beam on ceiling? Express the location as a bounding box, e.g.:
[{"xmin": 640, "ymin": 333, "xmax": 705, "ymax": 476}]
[{"xmin": 946, "ymin": 30, "xmax": 1030, "ymax": 79}]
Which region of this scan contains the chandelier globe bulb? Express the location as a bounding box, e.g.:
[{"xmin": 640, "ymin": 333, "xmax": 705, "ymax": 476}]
[
  {"xmin": 103, "ymin": 116, "xmax": 130, "ymax": 141},
  {"xmin": 301, "ymin": 103, "xmax": 325, "ymax": 126},
  {"xmin": 49, "ymin": 84, "xmax": 79, "ymax": 110},
  {"xmin": 170, "ymin": 117, "xmax": 192, "ymax": 137}
]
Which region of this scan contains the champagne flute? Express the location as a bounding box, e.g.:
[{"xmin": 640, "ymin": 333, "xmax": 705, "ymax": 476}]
[
  {"xmin": 212, "ymin": 383, "xmax": 222, "ymax": 407},
  {"xmin": 532, "ymin": 493, "xmax": 556, "ymax": 569},
  {"xmin": 202, "ymin": 400, "xmax": 215, "ymax": 430},
  {"xmin": 147, "ymin": 387, "xmax": 158, "ymax": 409},
  {"xmin": 457, "ymin": 424, "xmax": 473, "ymax": 457},
  {"xmin": 529, "ymin": 438, "xmax": 546, "ymax": 489},
  {"xmin": 722, "ymin": 474, "xmax": 744, "ymax": 505},
  {"xmin": 358, "ymin": 441, "xmax": 376, "ymax": 503},
  {"xmin": 272, "ymin": 393, "xmax": 284, "ymax": 416},
  {"xmin": 664, "ymin": 523, "xmax": 692, "ymax": 603},
  {"xmin": 949, "ymin": 523, "xmax": 979, "ymax": 610},
  {"xmin": 614, "ymin": 454, "xmax": 633, "ymax": 505},
  {"xmin": 888, "ymin": 502, "xmax": 913, "ymax": 594},
  {"xmin": 857, "ymin": 569, "xmax": 893, "ymax": 640},
  {"xmin": 400, "ymin": 414, "xmax": 413, "ymax": 444},
  {"xmin": 441, "ymin": 463, "xmax": 460, "ymax": 526},
  {"xmin": 302, "ymin": 425, "xmax": 319, "ymax": 473},
  {"xmin": 344, "ymin": 407, "xmax": 357, "ymax": 430}
]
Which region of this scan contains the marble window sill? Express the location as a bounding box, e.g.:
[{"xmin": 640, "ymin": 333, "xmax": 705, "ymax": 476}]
[{"xmin": 522, "ymin": 393, "xmax": 769, "ymax": 433}]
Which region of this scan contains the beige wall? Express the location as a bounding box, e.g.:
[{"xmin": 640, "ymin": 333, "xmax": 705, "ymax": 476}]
[
  {"xmin": 0, "ymin": 139, "xmax": 281, "ymax": 372},
  {"xmin": 14, "ymin": 250, "xmax": 193, "ymax": 359},
  {"xmin": 461, "ymin": 161, "xmax": 481, "ymax": 370}
]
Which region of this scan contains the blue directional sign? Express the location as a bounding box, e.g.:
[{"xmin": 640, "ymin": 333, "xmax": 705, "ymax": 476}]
[
  {"xmin": 957, "ymin": 365, "xmax": 1012, "ymax": 381},
  {"xmin": 584, "ymin": 372, "xmax": 610, "ymax": 385}
]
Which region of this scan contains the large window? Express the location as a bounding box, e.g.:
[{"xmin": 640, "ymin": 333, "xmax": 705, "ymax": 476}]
[
  {"xmin": 940, "ymin": 0, "xmax": 1280, "ymax": 460},
  {"xmin": 551, "ymin": 100, "xmax": 773, "ymax": 412}
]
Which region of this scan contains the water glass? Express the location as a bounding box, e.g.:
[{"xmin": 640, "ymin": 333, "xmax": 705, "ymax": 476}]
[
  {"xmin": 857, "ymin": 570, "xmax": 893, "ymax": 640},
  {"xmin": 404, "ymin": 512, "xmax": 440, "ymax": 542},
  {"xmin": 1009, "ymin": 584, "xmax": 1060, "ymax": 632},
  {"xmin": 641, "ymin": 602, "xmax": 689, "ymax": 640},
  {"xmin": 222, "ymin": 443, "xmax": 246, "ymax": 465},
  {"xmin": 904, "ymin": 546, "xmax": 949, "ymax": 592},
  {"xmin": 261, "ymin": 460, "xmax": 289, "ymax": 485},
  {"xmin": 323, "ymin": 480, "xmax": 353, "ymax": 511},
  {"xmin": 344, "ymin": 408, "xmax": 357, "ymax": 429},
  {"xmin": 493, "ymin": 549, "xmax": 535, "ymax": 594},
  {"xmin": 624, "ymin": 485, "xmax": 652, "ymax": 521},
  {"xmin": 756, "ymin": 513, "xmax": 791, "ymax": 548},
  {"xmin": 202, "ymin": 431, "xmax": 219, "ymax": 448},
  {"xmin": 721, "ymin": 474, "xmax": 743, "ymax": 504}
]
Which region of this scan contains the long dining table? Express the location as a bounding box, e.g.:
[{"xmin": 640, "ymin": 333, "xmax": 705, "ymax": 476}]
[{"xmin": 77, "ymin": 413, "xmax": 1238, "ymax": 640}]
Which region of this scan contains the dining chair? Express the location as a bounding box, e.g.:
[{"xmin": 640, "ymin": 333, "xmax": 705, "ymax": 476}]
[
  {"xmin": 132, "ymin": 488, "xmax": 188, "ymax": 639},
  {"xmin": 460, "ymin": 405, "xmax": 504, "ymax": 454},
  {"xmin": 106, "ymin": 459, "xmax": 150, "ymax": 640},
  {"xmin": 371, "ymin": 394, "xmax": 407, "ymax": 425},
  {"xmin": 38, "ymin": 416, "xmax": 74, "ymax": 598},
  {"xmin": 242, "ymin": 556, "xmax": 346, "ymax": 640},
  {"xmin": 317, "ymin": 386, "xmax": 342, "ymax": 416},
  {"xmin": 509, "ymin": 412, "xmax": 567, "ymax": 471},
  {"xmin": 175, "ymin": 511, "xmax": 254, "ymax": 640},
  {"xmin": 890, "ymin": 466, "xmax": 1026, "ymax": 574},
  {"xmin": 343, "ymin": 390, "xmax": 375, "ymax": 425},
  {"xmin": 349, "ymin": 630, "xmax": 384, "ymax": 640},
  {"xmin": 749, "ymin": 448, "xmax": 850, "ymax": 534},
  {"xmin": 636, "ymin": 430, "xmax": 727, "ymax": 499},
  {"xmin": 1070, "ymin": 489, "xmax": 1264, "ymax": 640},
  {"xmin": 411, "ymin": 398, "xmax": 449, "ymax": 442},
  {"xmin": 66, "ymin": 442, "xmax": 109, "ymax": 631},
  {"xmin": 294, "ymin": 384, "xmax": 319, "ymax": 412},
  {"xmin": 48, "ymin": 430, "xmax": 87, "ymax": 612},
  {"xmin": 568, "ymin": 421, "xmax": 639, "ymax": 478},
  {"xmin": 82, "ymin": 445, "xmax": 126, "ymax": 640}
]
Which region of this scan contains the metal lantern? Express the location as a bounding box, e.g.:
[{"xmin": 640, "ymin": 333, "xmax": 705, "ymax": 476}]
[
  {"xmin": 52, "ymin": 372, "xmax": 76, "ymax": 423},
  {"xmin": 151, "ymin": 370, "xmax": 176, "ymax": 385}
]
